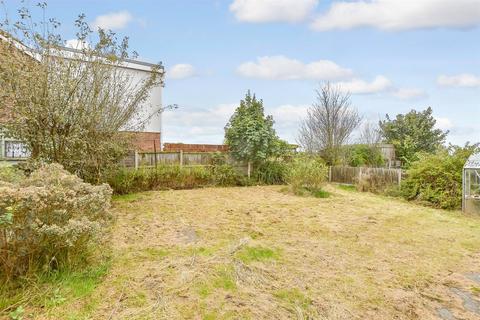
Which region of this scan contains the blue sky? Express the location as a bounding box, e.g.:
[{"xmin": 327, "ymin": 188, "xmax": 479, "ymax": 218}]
[{"xmin": 3, "ymin": 0, "xmax": 480, "ymax": 145}]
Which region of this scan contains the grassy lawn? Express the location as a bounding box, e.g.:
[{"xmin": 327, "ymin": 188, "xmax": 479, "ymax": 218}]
[{"xmin": 3, "ymin": 185, "xmax": 480, "ymax": 319}]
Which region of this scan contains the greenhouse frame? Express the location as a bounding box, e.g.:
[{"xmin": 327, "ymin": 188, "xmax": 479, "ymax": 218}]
[{"xmin": 463, "ymin": 153, "xmax": 480, "ymax": 214}]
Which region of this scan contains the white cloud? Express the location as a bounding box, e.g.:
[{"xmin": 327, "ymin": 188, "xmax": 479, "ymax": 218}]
[
  {"xmin": 311, "ymin": 0, "xmax": 480, "ymax": 31},
  {"xmin": 65, "ymin": 39, "xmax": 90, "ymax": 50},
  {"xmin": 435, "ymin": 117, "xmax": 453, "ymax": 130},
  {"xmin": 91, "ymin": 11, "xmax": 133, "ymax": 30},
  {"xmin": 437, "ymin": 74, "xmax": 480, "ymax": 88},
  {"xmin": 162, "ymin": 103, "xmax": 310, "ymax": 144},
  {"xmin": 168, "ymin": 64, "xmax": 197, "ymax": 80},
  {"xmin": 230, "ymin": 0, "xmax": 318, "ymax": 23},
  {"xmin": 162, "ymin": 103, "xmax": 236, "ymax": 143},
  {"xmin": 237, "ymin": 55, "xmax": 353, "ymax": 80},
  {"xmin": 334, "ymin": 75, "xmax": 393, "ymax": 94},
  {"xmin": 392, "ymin": 88, "xmax": 427, "ymax": 100}
]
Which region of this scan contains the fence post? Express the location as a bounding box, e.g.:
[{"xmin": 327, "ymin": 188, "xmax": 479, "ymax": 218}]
[
  {"xmin": 134, "ymin": 151, "xmax": 139, "ymax": 170},
  {"xmin": 179, "ymin": 150, "xmax": 183, "ymax": 168},
  {"xmin": 397, "ymin": 169, "xmax": 402, "ymax": 187},
  {"xmin": 153, "ymin": 140, "xmax": 158, "ymax": 169},
  {"xmin": 328, "ymin": 166, "xmax": 332, "ymax": 182}
]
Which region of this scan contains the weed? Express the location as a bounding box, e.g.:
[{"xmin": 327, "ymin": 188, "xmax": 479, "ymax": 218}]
[
  {"xmin": 337, "ymin": 184, "xmax": 356, "ymax": 192},
  {"xmin": 236, "ymin": 246, "xmax": 280, "ymax": 263},
  {"xmin": 274, "ymin": 288, "xmax": 311, "ymax": 309}
]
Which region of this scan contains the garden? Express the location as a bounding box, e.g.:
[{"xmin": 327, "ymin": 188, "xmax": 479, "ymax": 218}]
[
  {"xmin": 2, "ymin": 184, "xmax": 480, "ymax": 319},
  {"xmin": 1, "ymin": 4, "xmax": 480, "ymax": 319}
]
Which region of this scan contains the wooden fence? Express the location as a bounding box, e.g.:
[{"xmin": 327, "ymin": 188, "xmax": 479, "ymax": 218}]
[
  {"xmin": 329, "ymin": 166, "xmax": 403, "ymax": 186},
  {"xmin": 126, "ymin": 151, "xmax": 248, "ymax": 174}
]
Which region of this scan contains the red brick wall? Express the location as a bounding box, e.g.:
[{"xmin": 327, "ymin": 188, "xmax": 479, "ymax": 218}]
[
  {"xmin": 121, "ymin": 131, "xmax": 161, "ymax": 152},
  {"xmin": 163, "ymin": 143, "xmax": 228, "ymax": 153}
]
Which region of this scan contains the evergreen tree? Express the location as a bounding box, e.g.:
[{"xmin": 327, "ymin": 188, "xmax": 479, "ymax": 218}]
[{"xmin": 225, "ymin": 91, "xmax": 284, "ymax": 177}]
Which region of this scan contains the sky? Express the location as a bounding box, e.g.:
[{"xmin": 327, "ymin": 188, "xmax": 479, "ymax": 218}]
[{"xmin": 3, "ymin": 0, "xmax": 480, "ymax": 146}]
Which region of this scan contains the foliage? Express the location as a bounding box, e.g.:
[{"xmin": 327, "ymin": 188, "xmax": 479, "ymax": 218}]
[
  {"xmin": 401, "ymin": 143, "xmax": 479, "ymax": 209},
  {"xmin": 0, "ymin": 4, "xmax": 164, "ymax": 183},
  {"xmin": 107, "ymin": 166, "xmax": 210, "ymax": 194},
  {"xmin": 224, "ymin": 91, "xmax": 287, "ymax": 168},
  {"xmin": 0, "ymin": 164, "xmax": 112, "ymax": 280},
  {"xmin": 211, "ymin": 164, "xmax": 246, "ymax": 187},
  {"xmin": 356, "ymin": 170, "xmax": 398, "ymax": 193},
  {"xmin": 344, "ymin": 144, "xmax": 384, "ymax": 167},
  {"xmin": 285, "ymin": 155, "xmax": 328, "ymax": 196},
  {"xmin": 107, "ymin": 164, "xmax": 246, "ymax": 194},
  {"xmin": 298, "ymin": 82, "xmax": 362, "ymax": 165},
  {"xmin": 379, "ymin": 107, "xmax": 448, "ymax": 167},
  {"xmin": 253, "ymin": 160, "xmax": 288, "ymax": 185},
  {"xmin": 0, "ymin": 165, "xmax": 24, "ymax": 183}
]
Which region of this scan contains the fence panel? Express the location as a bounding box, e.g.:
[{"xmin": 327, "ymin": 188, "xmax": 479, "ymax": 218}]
[
  {"xmin": 132, "ymin": 151, "xmax": 248, "ymax": 173},
  {"xmin": 330, "ymin": 166, "xmax": 402, "ymax": 186}
]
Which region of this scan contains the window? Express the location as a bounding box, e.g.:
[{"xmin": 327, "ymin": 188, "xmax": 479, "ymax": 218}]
[{"xmin": 4, "ymin": 140, "xmax": 30, "ymax": 158}]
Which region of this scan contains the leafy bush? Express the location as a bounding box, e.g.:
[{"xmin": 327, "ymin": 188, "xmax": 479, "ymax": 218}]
[
  {"xmin": 107, "ymin": 166, "xmax": 211, "ymax": 194},
  {"xmin": 0, "ymin": 164, "xmax": 112, "ymax": 280},
  {"xmin": 253, "ymin": 160, "xmax": 288, "ymax": 185},
  {"xmin": 401, "ymin": 144, "xmax": 478, "ymax": 209},
  {"xmin": 286, "ymin": 155, "xmax": 328, "ymax": 196},
  {"xmin": 212, "ymin": 164, "xmax": 246, "ymax": 186},
  {"xmin": 0, "ymin": 165, "xmax": 25, "ymax": 183},
  {"xmin": 107, "ymin": 164, "xmax": 246, "ymax": 194},
  {"xmin": 344, "ymin": 144, "xmax": 384, "ymax": 167}
]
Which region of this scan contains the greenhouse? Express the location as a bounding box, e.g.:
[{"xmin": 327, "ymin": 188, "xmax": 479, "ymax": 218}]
[{"xmin": 463, "ymin": 153, "xmax": 480, "ymax": 214}]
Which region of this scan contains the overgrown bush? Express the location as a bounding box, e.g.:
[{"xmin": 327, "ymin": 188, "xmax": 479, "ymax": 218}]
[
  {"xmin": 286, "ymin": 155, "xmax": 328, "ymax": 196},
  {"xmin": 401, "ymin": 144, "xmax": 478, "ymax": 209},
  {"xmin": 212, "ymin": 164, "xmax": 246, "ymax": 186},
  {"xmin": 356, "ymin": 171, "xmax": 399, "ymax": 193},
  {"xmin": 107, "ymin": 164, "xmax": 246, "ymax": 194},
  {"xmin": 0, "ymin": 165, "xmax": 25, "ymax": 183},
  {"xmin": 344, "ymin": 144, "xmax": 384, "ymax": 167},
  {"xmin": 0, "ymin": 164, "xmax": 112, "ymax": 280},
  {"xmin": 253, "ymin": 160, "xmax": 288, "ymax": 185}
]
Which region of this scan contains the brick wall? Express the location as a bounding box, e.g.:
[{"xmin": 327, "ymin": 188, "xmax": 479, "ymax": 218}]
[
  {"xmin": 163, "ymin": 143, "xmax": 228, "ymax": 153},
  {"xmin": 121, "ymin": 131, "xmax": 161, "ymax": 152}
]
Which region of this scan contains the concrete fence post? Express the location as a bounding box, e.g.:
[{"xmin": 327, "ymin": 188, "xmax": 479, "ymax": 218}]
[
  {"xmin": 179, "ymin": 150, "xmax": 184, "ymax": 168},
  {"xmin": 134, "ymin": 151, "xmax": 139, "ymax": 170},
  {"xmin": 397, "ymin": 169, "xmax": 402, "ymax": 187},
  {"xmin": 328, "ymin": 166, "xmax": 332, "ymax": 183}
]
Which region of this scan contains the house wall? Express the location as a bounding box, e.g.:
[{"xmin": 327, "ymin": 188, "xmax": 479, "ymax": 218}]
[{"xmin": 116, "ymin": 62, "xmax": 163, "ymax": 141}]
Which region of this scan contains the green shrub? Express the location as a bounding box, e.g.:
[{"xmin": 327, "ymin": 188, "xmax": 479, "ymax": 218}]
[
  {"xmin": 401, "ymin": 145, "xmax": 478, "ymax": 210},
  {"xmin": 107, "ymin": 165, "xmax": 212, "ymax": 194},
  {"xmin": 0, "ymin": 164, "xmax": 112, "ymax": 280},
  {"xmin": 0, "ymin": 165, "xmax": 25, "ymax": 183},
  {"xmin": 286, "ymin": 155, "xmax": 328, "ymax": 196},
  {"xmin": 107, "ymin": 164, "xmax": 247, "ymax": 194},
  {"xmin": 344, "ymin": 144, "xmax": 384, "ymax": 167},
  {"xmin": 212, "ymin": 164, "xmax": 245, "ymax": 186},
  {"xmin": 253, "ymin": 160, "xmax": 288, "ymax": 185}
]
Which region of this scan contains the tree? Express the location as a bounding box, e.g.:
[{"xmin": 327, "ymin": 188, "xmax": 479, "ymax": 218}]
[
  {"xmin": 224, "ymin": 91, "xmax": 283, "ymax": 177},
  {"xmin": 379, "ymin": 107, "xmax": 448, "ymax": 167},
  {"xmin": 298, "ymin": 82, "xmax": 361, "ymax": 165},
  {"xmin": 0, "ymin": 4, "xmax": 164, "ymax": 182},
  {"xmin": 359, "ymin": 121, "xmax": 382, "ymax": 146}
]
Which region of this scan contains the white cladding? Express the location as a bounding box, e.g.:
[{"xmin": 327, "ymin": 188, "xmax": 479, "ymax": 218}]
[{"xmin": 119, "ymin": 61, "xmax": 163, "ymax": 134}]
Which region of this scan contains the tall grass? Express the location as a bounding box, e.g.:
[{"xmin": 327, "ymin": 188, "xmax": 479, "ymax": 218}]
[{"xmin": 107, "ymin": 165, "xmax": 246, "ymax": 194}]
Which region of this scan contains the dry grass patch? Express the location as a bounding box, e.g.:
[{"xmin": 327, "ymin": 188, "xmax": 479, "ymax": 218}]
[{"xmin": 4, "ymin": 185, "xmax": 480, "ymax": 319}]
